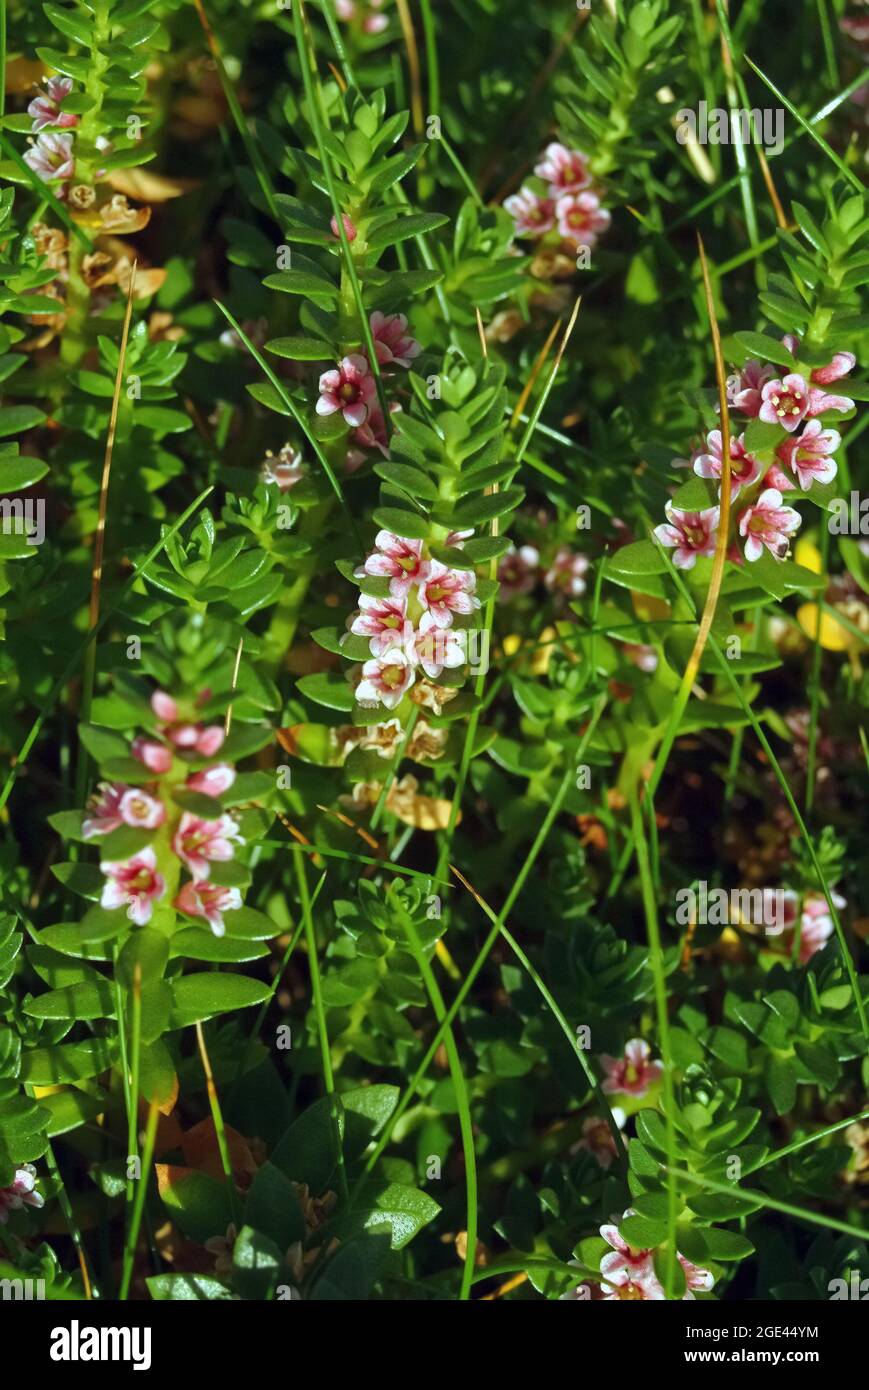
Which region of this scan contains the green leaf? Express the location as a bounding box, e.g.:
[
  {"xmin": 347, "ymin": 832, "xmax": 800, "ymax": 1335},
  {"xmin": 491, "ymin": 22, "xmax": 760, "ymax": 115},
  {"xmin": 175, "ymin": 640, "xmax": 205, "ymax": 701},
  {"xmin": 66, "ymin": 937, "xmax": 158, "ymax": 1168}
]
[
  {"xmin": 371, "ymin": 505, "xmax": 430, "ymax": 540},
  {"xmin": 116, "ymin": 928, "xmax": 168, "ymax": 989},
  {"xmin": 169, "ymin": 929, "xmax": 267, "ymax": 963},
  {"xmin": 619, "ymin": 1213, "xmax": 669, "ymax": 1248},
  {"xmin": 734, "ymin": 331, "xmax": 795, "ymax": 368},
  {"xmin": 24, "ymin": 979, "xmax": 116, "ymax": 1021},
  {"xmin": 19, "ymin": 1039, "xmax": 115, "ymax": 1085},
  {"xmin": 231, "ymin": 1225, "xmax": 284, "ymax": 1300},
  {"xmin": 0, "ymin": 456, "xmax": 48, "ymax": 491},
  {"xmin": 606, "ymin": 539, "xmax": 667, "ymax": 577},
  {"xmin": 353, "ymin": 1181, "xmax": 441, "ymax": 1250},
  {"xmin": 42, "ymin": 1088, "xmax": 105, "ymax": 1137},
  {"xmin": 743, "ymin": 418, "xmax": 786, "ymax": 453},
  {"xmin": 50, "ymin": 862, "xmax": 104, "ymax": 900},
  {"xmin": 308, "ymin": 1233, "xmax": 390, "ymax": 1300},
  {"xmin": 793, "ymin": 1040, "xmax": 840, "ymax": 1089},
  {"xmin": 271, "ymin": 1096, "xmax": 345, "ymax": 1191},
  {"xmin": 35, "ymin": 46, "xmax": 90, "ymax": 81},
  {"xmin": 244, "ymin": 1162, "xmax": 306, "ymax": 1250},
  {"xmin": 169, "ymin": 973, "xmax": 270, "ymax": 1027},
  {"xmin": 0, "ymin": 404, "xmax": 47, "ymax": 437},
  {"xmin": 265, "ymin": 336, "xmax": 331, "ymax": 361},
  {"xmin": 296, "ymin": 671, "xmax": 355, "ymax": 712},
  {"xmin": 222, "ymin": 906, "xmax": 279, "ymax": 940},
  {"xmin": 159, "ymin": 1168, "xmax": 232, "ymax": 1245},
  {"xmin": 699, "ymin": 1226, "xmax": 755, "ymax": 1261},
  {"xmin": 263, "ymin": 269, "xmax": 339, "ymax": 300},
  {"xmin": 766, "ymin": 1053, "xmax": 799, "ymax": 1115},
  {"xmin": 147, "ymin": 1274, "xmax": 234, "ymax": 1301},
  {"xmin": 366, "ymin": 211, "xmax": 449, "ymax": 250}
]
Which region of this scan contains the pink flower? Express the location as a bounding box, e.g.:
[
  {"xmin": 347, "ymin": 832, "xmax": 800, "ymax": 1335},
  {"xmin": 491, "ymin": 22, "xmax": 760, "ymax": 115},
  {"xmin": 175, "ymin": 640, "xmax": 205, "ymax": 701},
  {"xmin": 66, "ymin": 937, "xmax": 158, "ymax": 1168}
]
[
  {"xmin": 600, "ymin": 1208, "xmax": 656, "ymax": 1282},
  {"xmin": 28, "ymin": 77, "xmax": 78, "ymax": 132},
  {"xmin": 131, "ymin": 736, "xmax": 174, "ymax": 774},
  {"xmin": 775, "ymin": 420, "xmax": 839, "ymax": 491},
  {"xmin": 82, "ymin": 782, "xmax": 127, "ymax": 838},
  {"xmin": 544, "ymin": 546, "xmax": 590, "ymax": 598},
  {"xmin": 600, "ymin": 1039, "xmax": 664, "ymax": 1098},
  {"xmin": 811, "ymin": 352, "xmax": 856, "ymax": 386},
  {"xmin": 576, "ymin": 1113, "xmax": 624, "ymax": 1170},
  {"xmin": 317, "ymin": 354, "xmax": 376, "ymax": 428},
  {"xmin": 726, "ymin": 359, "xmax": 775, "ymax": 417},
  {"xmin": 653, "ymin": 502, "xmax": 720, "ymax": 570},
  {"xmin": 759, "ymin": 374, "xmax": 811, "ymax": 432},
  {"xmin": 765, "ymin": 462, "xmax": 796, "ymax": 492},
  {"xmin": 534, "ymin": 142, "xmax": 592, "ymax": 194},
  {"xmin": 349, "ymin": 593, "xmax": 410, "ymax": 656},
  {"xmin": 355, "ymin": 648, "xmax": 416, "ymax": 709},
  {"xmin": 151, "ymin": 690, "xmax": 179, "ymax": 722},
  {"xmin": 353, "ymin": 400, "xmax": 400, "ymax": 455},
  {"xmin": 600, "ymin": 1269, "xmax": 665, "ymax": 1300},
  {"xmin": 175, "ymin": 880, "xmax": 242, "ymax": 938},
  {"xmin": 693, "ymin": 430, "xmax": 761, "ymax": 498},
  {"xmin": 261, "ymin": 445, "xmax": 305, "ymax": 490},
  {"xmin": 503, "ymin": 186, "xmax": 556, "ymax": 238},
  {"xmin": 737, "ymin": 487, "xmax": 801, "ymax": 562},
  {"xmin": 806, "ymin": 385, "xmax": 855, "ymax": 417},
  {"xmin": 335, "ymin": 0, "xmax": 388, "ymax": 32},
  {"xmin": 146, "ymin": 693, "xmax": 226, "ymax": 759},
  {"xmin": 362, "ymin": 531, "xmax": 427, "ymax": 598},
  {"xmin": 410, "ymin": 621, "xmax": 466, "ymax": 679},
  {"xmin": 678, "ymin": 1254, "xmax": 716, "ymax": 1295},
  {"xmin": 624, "ymin": 643, "xmax": 658, "ymax": 673},
  {"xmin": 798, "ymin": 891, "xmax": 846, "ymax": 962},
  {"xmin": 24, "ymin": 132, "xmax": 75, "ymax": 187},
  {"xmin": 369, "ymin": 311, "xmax": 421, "ymax": 369},
  {"xmin": 186, "ymin": 763, "xmax": 236, "ymax": 797},
  {"xmin": 555, "ymin": 191, "xmax": 611, "ymax": 248},
  {"xmin": 418, "ymin": 560, "xmax": 480, "ymax": 628},
  {"xmin": 118, "ymin": 788, "xmax": 165, "ymax": 831},
  {"xmin": 100, "ymin": 847, "xmax": 166, "ymax": 926},
  {"xmin": 330, "ymin": 213, "xmax": 358, "ymax": 242},
  {"xmin": 192, "ymin": 726, "xmax": 225, "ymax": 757},
  {"xmin": 173, "ymin": 813, "xmax": 242, "ymax": 881},
  {"xmin": 497, "ymin": 544, "xmax": 540, "ymax": 599},
  {"xmin": 781, "ymin": 335, "xmax": 856, "ymax": 387},
  {"xmin": 0, "ymin": 1164, "xmax": 44, "ymax": 1223}
]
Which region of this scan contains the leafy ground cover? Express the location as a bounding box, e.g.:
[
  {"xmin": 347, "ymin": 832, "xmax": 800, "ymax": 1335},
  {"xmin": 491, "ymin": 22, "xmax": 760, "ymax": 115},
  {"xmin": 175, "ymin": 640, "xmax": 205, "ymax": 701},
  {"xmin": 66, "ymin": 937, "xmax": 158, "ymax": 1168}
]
[{"xmin": 0, "ymin": 0, "xmax": 867, "ymax": 1305}]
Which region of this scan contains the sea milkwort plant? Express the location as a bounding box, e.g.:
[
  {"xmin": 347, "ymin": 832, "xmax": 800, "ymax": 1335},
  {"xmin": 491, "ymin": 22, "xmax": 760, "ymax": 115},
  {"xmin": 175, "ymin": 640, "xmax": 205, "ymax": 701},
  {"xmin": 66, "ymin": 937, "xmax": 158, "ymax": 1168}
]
[{"xmin": 0, "ymin": 0, "xmax": 866, "ymax": 1315}]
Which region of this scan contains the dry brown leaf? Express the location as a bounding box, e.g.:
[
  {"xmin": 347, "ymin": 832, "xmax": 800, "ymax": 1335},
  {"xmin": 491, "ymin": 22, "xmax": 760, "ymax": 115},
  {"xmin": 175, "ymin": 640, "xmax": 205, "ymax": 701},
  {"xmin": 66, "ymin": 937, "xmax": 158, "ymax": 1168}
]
[
  {"xmin": 5, "ymin": 57, "xmax": 45, "ymax": 93},
  {"xmin": 106, "ymin": 167, "xmax": 196, "ymax": 203},
  {"xmin": 180, "ymin": 1117, "xmax": 258, "ymax": 1185}
]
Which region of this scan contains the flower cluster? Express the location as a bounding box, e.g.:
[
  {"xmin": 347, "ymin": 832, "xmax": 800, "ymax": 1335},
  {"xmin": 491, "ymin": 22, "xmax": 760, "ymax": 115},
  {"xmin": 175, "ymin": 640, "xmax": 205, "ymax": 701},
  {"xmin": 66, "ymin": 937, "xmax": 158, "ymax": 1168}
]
[
  {"xmin": 497, "ymin": 541, "xmax": 589, "ymax": 600},
  {"xmin": 777, "ymin": 889, "xmax": 846, "ymax": 963},
  {"xmin": 24, "ymin": 77, "xmax": 78, "ymax": 194},
  {"xmin": 317, "ymin": 312, "xmax": 420, "ymax": 463},
  {"xmin": 562, "ymin": 1208, "xmax": 715, "ymax": 1301},
  {"xmin": 0, "ymin": 1164, "xmax": 45, "ymax": 1224},
  {"xmin": 347, "ymin": 531, "xmax": 480, "ymax": 710},
  {"xmin": 335, "ymin": 0, "xmax": 390, "ymax": 34},
  {"xmin": 655, "ymin": 338, "xmax": 856, "ymax": 568},
  {"xmin": 504, "ymin": 142, "xmax": 611, "ymax": 254},
  {"xmin": 83, "ymin": 690, "xmax": 244, "ymax": 936}
]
